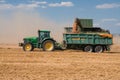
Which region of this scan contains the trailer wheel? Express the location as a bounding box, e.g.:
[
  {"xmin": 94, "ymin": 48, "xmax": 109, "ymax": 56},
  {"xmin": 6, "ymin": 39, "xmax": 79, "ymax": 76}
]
[
  {"xmin": 84, "ymin": 45, "xmax": 93, "ymax": 52},
  {"xmin": 23, "ymin": 43, "xmax": 34, "ymax": 51},
  {"xmin": 61, "ymin": 40, "xmax": 67, "ymax": 49},
  {"xmin": 94, "ymin": 45, "xmax": 103, "ymax": 53},
  {"xmin": 43, "ymin": 40, "xmax": 55, "ymax": 51}
]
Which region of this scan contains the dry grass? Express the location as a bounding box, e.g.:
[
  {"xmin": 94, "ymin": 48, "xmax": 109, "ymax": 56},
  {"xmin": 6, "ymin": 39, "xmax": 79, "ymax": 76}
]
[{"xmin": 0, "ymin": 44, "xmax": 120, "ymax": 80}]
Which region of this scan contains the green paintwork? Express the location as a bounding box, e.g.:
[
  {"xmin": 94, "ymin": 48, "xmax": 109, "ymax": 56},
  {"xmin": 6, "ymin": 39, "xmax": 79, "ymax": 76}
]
[
  {"xmin": 64, "ymin": 19, "xmax": 93, "ymax": 33},
  {"xmin": 38, "ymin": 30, "xmax": 50, "ymax": 41},
  {"xmin": 63, "ymin": 33, "xmax": 112, "ymax": 45},
  {"xmin": 78, "ymin": 19, "xmax": 93, "ymax": 28},
  {"xmin": 38, "ymin": 30, "xmax": 50, "ymax": 32},
  {"xmin": 23, "ymin": 30, "xmax": 55, "ymax": 48},
  {"xmin": 23, "ymin": 37, "xmax": 38, "ymax": 48},
  {"xmin": 24, "ymin": 37, "xmax": 37, "ymax": 40}
]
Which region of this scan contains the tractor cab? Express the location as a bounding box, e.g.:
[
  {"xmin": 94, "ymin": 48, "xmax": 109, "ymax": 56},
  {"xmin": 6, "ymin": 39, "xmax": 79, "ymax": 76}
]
[{"xmin": 38, "ymin": 30, "xmax": 50, "ymax": 42}]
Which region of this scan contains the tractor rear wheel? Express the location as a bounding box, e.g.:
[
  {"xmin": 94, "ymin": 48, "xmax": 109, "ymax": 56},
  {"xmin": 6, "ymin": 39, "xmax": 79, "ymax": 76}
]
[
  {"xmin": 43, "ymin": 40, "xmax": 55, "ymax": 51},
  {"xmin": 23, "ymin": 43, "xmax": 34, "ymax": 51},
  {"xmin": 84, "ymin": 45, "xmax": 93, "ymax": 52}
]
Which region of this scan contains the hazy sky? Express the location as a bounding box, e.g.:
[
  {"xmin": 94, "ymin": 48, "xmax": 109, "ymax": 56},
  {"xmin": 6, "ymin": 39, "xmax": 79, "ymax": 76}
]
[{"xmin": 0, "ymin": 0, "xmax": 120, "ymax": 43}]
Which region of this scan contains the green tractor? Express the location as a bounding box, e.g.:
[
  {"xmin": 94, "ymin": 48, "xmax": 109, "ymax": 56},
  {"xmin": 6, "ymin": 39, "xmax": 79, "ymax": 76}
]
[{"xmin": 19, "ymin": 30, "xmax": 56, "ymax": 51}]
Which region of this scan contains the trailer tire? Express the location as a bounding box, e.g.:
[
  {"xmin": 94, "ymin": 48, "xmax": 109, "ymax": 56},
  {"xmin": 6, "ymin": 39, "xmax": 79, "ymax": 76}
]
[
  {"xmin": 43, "ymin": 40, "xmax": 55, "ymax": 51},
  {"xmin": 84, "ymin": 45, "xmax": 93, "ymax": 52},
  {"xmin": 23, "ymin": 43, "xmax": 34, "ymax": 51},
  {"xmin": 61, "ymin": 40, "xmax": 67, "ymax": 49},
  {"xmin": 94, "ymin": 45, "xmax": 103, "ymax": 53}
]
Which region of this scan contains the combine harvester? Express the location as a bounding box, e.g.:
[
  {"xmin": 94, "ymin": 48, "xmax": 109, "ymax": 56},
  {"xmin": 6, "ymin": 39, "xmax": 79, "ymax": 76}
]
[{"xmin": 19, "ymin": 18, "xmax": 113, "ymax": 53}]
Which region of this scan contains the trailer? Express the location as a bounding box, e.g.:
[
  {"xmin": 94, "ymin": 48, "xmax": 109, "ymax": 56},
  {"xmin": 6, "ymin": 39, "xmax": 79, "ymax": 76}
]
[
  {"xmin": 63, "ymin": 33, "xmax": 112, "ymax": 53},
  {"xmin": 62, "ymin": 18, "xmax": 113, "ymax": 53}
]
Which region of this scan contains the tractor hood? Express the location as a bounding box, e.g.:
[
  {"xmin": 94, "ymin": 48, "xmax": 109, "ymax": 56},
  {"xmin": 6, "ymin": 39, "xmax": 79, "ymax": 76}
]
[
  {"xmin": 23, "ymin": 37, "xmax": 38, "ymax": 44},
  {"xmin": 24, "ymin": 37, "xmax": 37, "ymax": 40}
]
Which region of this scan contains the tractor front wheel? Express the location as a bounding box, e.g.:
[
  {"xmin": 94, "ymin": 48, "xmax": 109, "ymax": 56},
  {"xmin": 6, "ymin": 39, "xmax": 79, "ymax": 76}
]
[
  {"xmin": 43, "ymin": 40, "xmax": 55, "ymax": 51},
  {"xmin": 23, "ymin": 43, "xmax": 34, "ymax": 51}
]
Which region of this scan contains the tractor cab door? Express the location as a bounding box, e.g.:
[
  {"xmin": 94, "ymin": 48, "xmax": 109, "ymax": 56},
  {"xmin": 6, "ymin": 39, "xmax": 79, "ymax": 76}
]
[{"xmin": 38, "ymin": 30, "xmax": 50, "ymax": 43}]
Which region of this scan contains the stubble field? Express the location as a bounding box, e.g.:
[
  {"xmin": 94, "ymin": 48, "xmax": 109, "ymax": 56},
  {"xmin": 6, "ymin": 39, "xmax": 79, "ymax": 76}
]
[{"xmin": 0, "ymin": 43, "xmax": 120, "ymax": 80}]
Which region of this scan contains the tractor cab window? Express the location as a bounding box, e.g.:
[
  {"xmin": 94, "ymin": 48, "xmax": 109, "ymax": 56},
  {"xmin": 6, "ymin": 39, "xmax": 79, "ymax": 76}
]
[
  {"xmin": 38, "ymin": 31, "xmax": 50, "ymax": 41},
  {"xmin": 41, "ymin": 32, "xmax": 50, "ymax": 38},
  {"xmin": 44, "ymin": 32, "xmax": 50, "ymax": 37}
]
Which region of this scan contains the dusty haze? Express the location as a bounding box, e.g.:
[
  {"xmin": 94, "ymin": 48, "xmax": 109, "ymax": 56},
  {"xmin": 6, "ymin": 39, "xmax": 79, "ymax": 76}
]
[
  {"xmin": 0, "ymin": 10, "xmax": 120, "ymax": 45},
  {"xmin": 0, "ymin": 10, "xmax": 67, "ymax": 44}
]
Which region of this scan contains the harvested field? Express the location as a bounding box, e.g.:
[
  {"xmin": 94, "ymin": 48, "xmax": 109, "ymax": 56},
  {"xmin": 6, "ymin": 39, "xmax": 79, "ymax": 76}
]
[{"xmin": 0, "ymin": 44, "xmax": 120, "ymax": 80}]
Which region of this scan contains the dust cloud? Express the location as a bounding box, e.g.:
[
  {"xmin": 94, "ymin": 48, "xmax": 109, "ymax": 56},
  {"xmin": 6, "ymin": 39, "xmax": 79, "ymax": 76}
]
[
  {"xmin": 113, "ymin": 34, "xmax": 120, "ymax": 44},
  {"xmin": 0, "ymin": 10, "xmax": 65, "ymax": 44}
]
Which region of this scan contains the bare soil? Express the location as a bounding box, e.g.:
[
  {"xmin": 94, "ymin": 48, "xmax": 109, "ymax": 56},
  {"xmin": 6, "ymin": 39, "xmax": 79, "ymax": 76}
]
[{"xmin": 0, "ymin": 44, "xmax": 120, "ymax": 80}]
